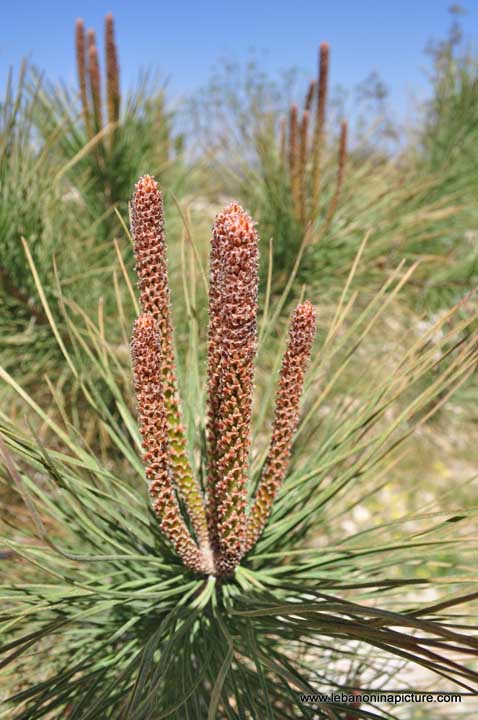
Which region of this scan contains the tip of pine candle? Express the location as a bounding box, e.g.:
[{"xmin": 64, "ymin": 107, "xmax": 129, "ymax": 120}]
[
  {"xmin": 222, "ymin": 201, "xmax": 244, "ymax": 216},
  {"xmin": 217, "ymin": 203, "xmax": 257, "ymax": 246},
  {"xmin": 76, "ymin": 18, "xmax": 84, "ymax": 29},
  {"xmin": 289, "ymin": 302, "xmax": 317, "ymax": 355},
  {"xmin": 133, "ymin": 176, "xmax": 163, "ymax": 216},
  {"xmin": 296, "ymin": 300, "xmax": 316, "ymax": 320},
  {"xmin": 320, "ymin": 42, "xmax": 330, "ymax": 53},
  {"xmin": 135, "ymin": 174, "xmax": 159, "ymax": 194}
]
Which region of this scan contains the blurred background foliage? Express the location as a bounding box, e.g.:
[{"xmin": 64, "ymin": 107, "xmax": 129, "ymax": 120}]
[{"xmin": 190, "ymin": 7, "xmax": 478, "ymax": 309}]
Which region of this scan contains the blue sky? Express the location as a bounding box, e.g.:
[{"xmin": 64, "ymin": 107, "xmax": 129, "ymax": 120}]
[{"xmin": 1, "ymin": 1, "xmax": 477, "ymax": 119}]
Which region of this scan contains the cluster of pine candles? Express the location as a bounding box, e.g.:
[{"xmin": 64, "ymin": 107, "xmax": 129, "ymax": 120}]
[
  {"xmin": 279, "ymin": 42, "xmax": 348, "ymax": 230},
  {"xmin": 130, "ymin": 175, "xmax": 316, "ymax": 576},
  {"xmin": 75, "ymin": 13, "xmax": 120, "ymax": 149}
]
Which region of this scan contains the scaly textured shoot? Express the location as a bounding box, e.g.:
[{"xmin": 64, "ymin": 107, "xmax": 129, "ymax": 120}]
[
  {"xmin": 206, "ymin": 203, "xmax": 259, "ymax": 574},
  {"xmin": 245, "ymin": 300, "xmax": 317, "ymax": 551},
  {"xmin": 131, "ymin": 314, "xmax": 211, "ymax": 574},
  {"xmin": 131, "ymin": 176, "xmax": 210, "ymax": 551}
]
